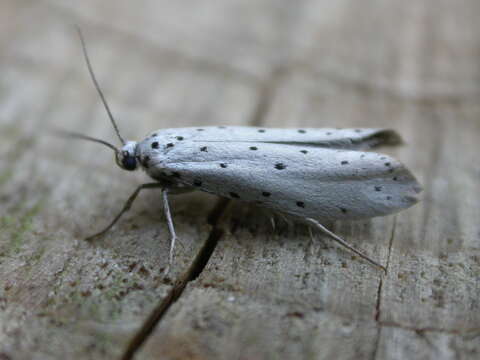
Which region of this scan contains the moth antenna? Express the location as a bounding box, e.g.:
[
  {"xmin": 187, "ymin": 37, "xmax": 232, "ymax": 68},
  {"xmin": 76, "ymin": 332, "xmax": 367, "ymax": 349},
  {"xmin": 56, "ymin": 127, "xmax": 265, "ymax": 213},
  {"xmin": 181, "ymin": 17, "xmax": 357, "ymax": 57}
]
[
  {"xmin": 76, "ymin": 26, "xmax": 126, "ymax": 145},
  {"xmin": 52, "ymin": 128, "xmax": 119, "ymax": 153}
]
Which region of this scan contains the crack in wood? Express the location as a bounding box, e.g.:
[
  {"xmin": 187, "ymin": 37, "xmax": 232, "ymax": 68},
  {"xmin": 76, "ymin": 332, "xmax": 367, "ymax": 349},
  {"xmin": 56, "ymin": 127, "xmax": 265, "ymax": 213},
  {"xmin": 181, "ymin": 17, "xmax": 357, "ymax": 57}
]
[
  {"xmin": 120, "ymin": 199, "xmax": 230, "ymax": 360},
  {"xmin": 372, "ymin": 217, "xmax": 397, "ymax": 359},
  {"xmin": 374, "ymin": 217, "xmax": 397, "ymax": 322}
]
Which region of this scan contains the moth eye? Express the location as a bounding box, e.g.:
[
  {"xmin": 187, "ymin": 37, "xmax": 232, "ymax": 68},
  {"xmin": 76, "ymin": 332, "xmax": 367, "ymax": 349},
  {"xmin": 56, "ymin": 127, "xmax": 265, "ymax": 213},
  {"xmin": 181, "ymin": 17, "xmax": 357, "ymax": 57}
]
[{"xmin": 122, "ymin": 156, "xmax": 137, "ymax": 171}]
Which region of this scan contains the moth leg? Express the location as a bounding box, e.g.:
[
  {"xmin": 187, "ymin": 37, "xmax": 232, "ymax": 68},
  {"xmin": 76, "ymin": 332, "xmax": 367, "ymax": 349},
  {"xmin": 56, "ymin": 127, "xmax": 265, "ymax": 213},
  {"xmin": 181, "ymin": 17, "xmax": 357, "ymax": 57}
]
[
  {"xmin": 308, "ymin": 226, "xmax": 315, "ymax": 242},
  {"xmin": 86, "ymin": 183, "xmax": 163, "ymax": 241},
  {"xmin": 270, "ymin": 216, "xmax": 276, "ymax": 231},
  {"xmin": 161, "ymin": 188, "xmax": 177, "ymax": 275},
  {"xmin": 307, "ymin": 226, "xmax": 316, "ymax": 256},
  {"xmin": 306, "ymin": 218, "xmax": 386, "ymax": 273}
]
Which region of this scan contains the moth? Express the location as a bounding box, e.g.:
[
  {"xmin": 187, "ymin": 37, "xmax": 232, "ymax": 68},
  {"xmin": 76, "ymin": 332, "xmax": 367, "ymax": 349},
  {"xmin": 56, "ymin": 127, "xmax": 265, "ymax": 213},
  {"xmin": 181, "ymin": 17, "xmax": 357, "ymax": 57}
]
[{"xmin": 63, "ymin": 30, "xmax": 422, "ymax": 273}]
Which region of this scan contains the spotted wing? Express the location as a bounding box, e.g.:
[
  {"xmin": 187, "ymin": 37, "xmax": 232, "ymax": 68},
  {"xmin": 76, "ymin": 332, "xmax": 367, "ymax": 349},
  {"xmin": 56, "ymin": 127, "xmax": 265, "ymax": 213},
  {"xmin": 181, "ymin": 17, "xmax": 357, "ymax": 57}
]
[
  {"xmin": 153, "ymin": 140, "xmax": 421, "ymax": 221},
  {"xmin": 149, "ymin": 127, "xmax": 402, "ymax": 150}
]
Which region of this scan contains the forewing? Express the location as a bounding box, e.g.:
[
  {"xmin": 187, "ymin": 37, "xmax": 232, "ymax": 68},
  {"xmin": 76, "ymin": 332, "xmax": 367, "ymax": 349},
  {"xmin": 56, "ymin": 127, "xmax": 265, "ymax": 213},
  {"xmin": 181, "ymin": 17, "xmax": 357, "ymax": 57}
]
[
  {"xmin": 148, "ymin": 126, "xmax": 402, "ymax": 150},
  {"xmin": 153, "ymin": 141, "xmax": 421, "ymax": 221}
]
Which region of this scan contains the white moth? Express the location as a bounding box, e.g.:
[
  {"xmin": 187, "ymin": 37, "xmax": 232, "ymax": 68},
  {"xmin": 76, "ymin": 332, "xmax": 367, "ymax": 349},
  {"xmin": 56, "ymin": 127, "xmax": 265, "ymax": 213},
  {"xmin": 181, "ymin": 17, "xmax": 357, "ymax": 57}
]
[{"xmin": 65, "ymin": 30, "xmax": 422, "ymax": 273}]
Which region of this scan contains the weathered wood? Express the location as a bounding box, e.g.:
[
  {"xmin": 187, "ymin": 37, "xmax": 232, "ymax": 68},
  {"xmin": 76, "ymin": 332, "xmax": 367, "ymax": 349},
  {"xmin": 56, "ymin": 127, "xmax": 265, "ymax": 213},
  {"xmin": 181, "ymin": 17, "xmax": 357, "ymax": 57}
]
[{"xmin": 0, "ymin": 0, "xmax": 479, "ymax": 359}]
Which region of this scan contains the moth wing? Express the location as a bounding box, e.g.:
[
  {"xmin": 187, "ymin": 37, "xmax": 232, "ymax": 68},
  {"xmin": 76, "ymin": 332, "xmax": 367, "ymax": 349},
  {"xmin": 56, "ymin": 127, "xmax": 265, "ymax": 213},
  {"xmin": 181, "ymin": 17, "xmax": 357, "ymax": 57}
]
[
  {"xmin": 157, "ymin": 141, "xmax": 421, "ymax": 221},
  {"xmin": 154, "ymin": 127, "xmax": 402, "ymax": 150}
]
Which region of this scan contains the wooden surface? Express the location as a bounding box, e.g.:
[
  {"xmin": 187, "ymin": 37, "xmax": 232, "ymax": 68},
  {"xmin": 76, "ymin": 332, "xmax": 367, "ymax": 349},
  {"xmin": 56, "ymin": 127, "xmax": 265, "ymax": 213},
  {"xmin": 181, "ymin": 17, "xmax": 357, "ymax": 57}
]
[{"xmin": 1, "ymin": 1, "xmax": 479, "ymax": 359}]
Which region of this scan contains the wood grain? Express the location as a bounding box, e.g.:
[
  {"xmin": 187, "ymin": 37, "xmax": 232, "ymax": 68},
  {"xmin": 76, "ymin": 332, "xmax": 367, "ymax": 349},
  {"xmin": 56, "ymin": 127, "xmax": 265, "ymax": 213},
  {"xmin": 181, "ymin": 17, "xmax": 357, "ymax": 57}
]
[{"xmin": 0, "ymin": 1, "xmax": 479, "ymax": 359}]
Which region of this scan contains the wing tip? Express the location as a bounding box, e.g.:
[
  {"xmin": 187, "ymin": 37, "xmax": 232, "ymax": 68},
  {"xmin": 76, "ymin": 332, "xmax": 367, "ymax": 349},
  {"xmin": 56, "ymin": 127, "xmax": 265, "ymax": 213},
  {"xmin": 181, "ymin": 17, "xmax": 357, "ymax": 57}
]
[
  {"xmin": 400, "ymin": 170, "xmax": 423, "ymax": 207},
  {"xmin": 368, "ymin": 129, "xmax": 404, "ymax": 148}
]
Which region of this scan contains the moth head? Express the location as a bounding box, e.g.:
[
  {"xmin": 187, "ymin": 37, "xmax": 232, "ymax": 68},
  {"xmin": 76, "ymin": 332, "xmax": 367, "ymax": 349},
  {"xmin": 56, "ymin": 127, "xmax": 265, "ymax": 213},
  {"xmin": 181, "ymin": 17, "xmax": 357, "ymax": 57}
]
[{"xmin": 116, "ymin": 141, "xmax": 138, "ymax": 171}]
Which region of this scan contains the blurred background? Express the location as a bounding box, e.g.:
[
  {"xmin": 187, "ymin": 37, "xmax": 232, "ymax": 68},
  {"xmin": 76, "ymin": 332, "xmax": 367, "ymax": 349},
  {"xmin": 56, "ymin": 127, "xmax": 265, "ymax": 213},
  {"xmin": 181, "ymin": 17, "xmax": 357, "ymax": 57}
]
[{"xmin": 0, "ymin": 1, "xmax": 479, "ymax": 359}]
